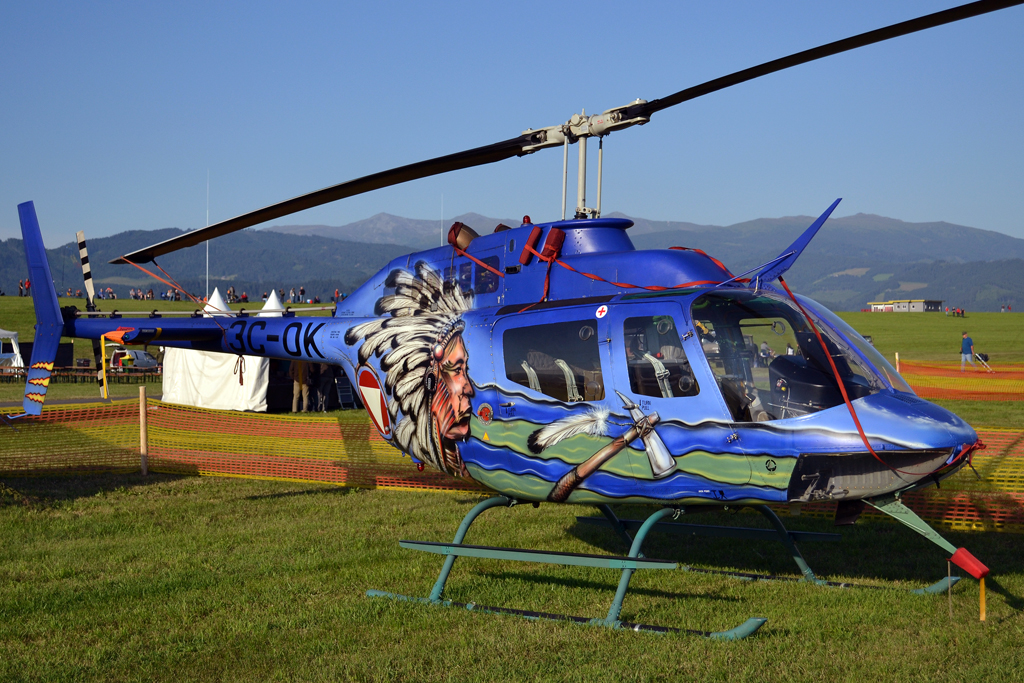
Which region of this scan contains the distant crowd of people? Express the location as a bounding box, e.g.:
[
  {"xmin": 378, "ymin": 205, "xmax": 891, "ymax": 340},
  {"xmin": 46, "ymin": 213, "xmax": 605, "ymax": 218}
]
[
  {"xmin": 6, "ymin": 279, "xmax": 350, "ymax": 304},
  {"xmin": 129, "ymin": 287, "xmax": 155, "ymax": 300},
  {"xmin": 257, "ymin": 286, "xmax": 348, "ymax": 306},
  {"xmin": 946, "ymin": 305, "xmax": 1013, "ymax": 317}
]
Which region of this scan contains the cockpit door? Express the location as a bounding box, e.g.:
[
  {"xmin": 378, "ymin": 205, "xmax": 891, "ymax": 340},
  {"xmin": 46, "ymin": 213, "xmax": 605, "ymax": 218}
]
[
  {"xmin": 605, "ymin": 300, "xmax": 730, "ymax": 424},
  {"xmin": 490, "ymin": 305, "xmax": 651, "ymax": 495},
  {"xmin": 605, "ymin": 299, "xmax": 748, "ymax": 492}
]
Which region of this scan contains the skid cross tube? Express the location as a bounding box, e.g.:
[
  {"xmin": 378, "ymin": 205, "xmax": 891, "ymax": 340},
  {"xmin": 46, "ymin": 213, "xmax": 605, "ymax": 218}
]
[
  {"xmin": 428, "ymin": 495, "xmax": 512, "ymax": 602},
  {"xmin": 603, "ymin": 507, "xmax": 678, "ymax": 625},
  {"xmin": 579, "ymin": 504, "xmax": 831, "ymax": 583},
  {"xmin": 373, "ymin": 498, "xmax": 766, "ymax": 639}
]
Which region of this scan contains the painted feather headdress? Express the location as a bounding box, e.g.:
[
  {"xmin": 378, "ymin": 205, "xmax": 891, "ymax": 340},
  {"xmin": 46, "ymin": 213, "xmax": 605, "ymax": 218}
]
[{"xmin": 344, "ymin": 261, "xmax": 471, "ymax": 473}]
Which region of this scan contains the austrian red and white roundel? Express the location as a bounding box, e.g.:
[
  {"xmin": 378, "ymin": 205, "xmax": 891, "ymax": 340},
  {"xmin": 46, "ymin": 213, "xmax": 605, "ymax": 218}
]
[{"xmin": 357, "ymin": 366, "xmax": 392, "ymax": 439}]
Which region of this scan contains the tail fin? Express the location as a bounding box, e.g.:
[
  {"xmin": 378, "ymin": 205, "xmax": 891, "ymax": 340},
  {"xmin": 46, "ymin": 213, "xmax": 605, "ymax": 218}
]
[
  {"xmin": 751, "ymin": 198, "xmax": 842, "ymax": 287},
  {"xmin": 18, "ymin": 202, "xmax": 64, "ymax": 415}
]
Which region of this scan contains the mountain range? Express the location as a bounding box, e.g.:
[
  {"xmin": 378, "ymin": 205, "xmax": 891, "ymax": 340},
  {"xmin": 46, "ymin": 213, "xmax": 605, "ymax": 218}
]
[
  {"xmin": 263, "ymin": 211, "xmax": 1024, "ymax": 311},
  {"xmin": 1, "ymin": 212, "xmax": 1021, "ymax": 311}
]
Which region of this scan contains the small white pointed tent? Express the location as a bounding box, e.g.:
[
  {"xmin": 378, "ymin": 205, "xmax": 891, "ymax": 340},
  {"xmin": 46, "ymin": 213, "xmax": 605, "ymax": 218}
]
[
  {"xmin": 161, "ymin": 287, "xmax": 271, "ymax": 411},
  {"xmin": 0, "ymin": 328, "xmax": 24, "ymax": 369}
]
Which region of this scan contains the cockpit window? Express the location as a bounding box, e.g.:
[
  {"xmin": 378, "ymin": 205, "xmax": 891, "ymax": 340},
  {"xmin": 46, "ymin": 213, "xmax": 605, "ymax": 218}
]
[
  {"xmin": 474, "ymin": 256, "xmax": 500, "ymax": 294},
  {"xmin": 692, "ymin": 290, "xmax": 884, "ymax": 421},
  {"xmin": 444, "ymin": 263, "xmax": 473, "ymax": 294},
  {"xmin": 504, "ymin": 319, "xmax": 604, "ymax": 402},
  {"xmin": 623, "ymin": 316, "xmax": 699, "ymax": 398}
]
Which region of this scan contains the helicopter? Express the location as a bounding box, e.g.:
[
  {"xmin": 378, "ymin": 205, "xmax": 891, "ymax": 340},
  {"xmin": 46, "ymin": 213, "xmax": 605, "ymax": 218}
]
[{"xmin": 14, "ymin": 0, "xmax": 1019, "ymax": 639}]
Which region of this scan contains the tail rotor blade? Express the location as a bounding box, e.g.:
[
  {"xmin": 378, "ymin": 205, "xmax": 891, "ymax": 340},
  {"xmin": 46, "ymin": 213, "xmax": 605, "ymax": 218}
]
[{"xmin": 76, "ymin": 230, "xmax": 106, "ymax": 398}]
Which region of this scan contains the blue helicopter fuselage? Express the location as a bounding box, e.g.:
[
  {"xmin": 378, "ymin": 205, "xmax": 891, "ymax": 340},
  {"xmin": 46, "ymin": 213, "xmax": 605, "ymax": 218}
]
[{"xmin": 55, "ymin": 216, "xmax": 978, "ymax": 508}]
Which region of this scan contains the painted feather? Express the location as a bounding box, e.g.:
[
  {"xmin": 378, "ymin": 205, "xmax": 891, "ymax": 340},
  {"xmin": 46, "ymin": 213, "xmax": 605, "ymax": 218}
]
[{"xmin": 527, "ymin": 407, "xmax": 610, "ymax": 454}]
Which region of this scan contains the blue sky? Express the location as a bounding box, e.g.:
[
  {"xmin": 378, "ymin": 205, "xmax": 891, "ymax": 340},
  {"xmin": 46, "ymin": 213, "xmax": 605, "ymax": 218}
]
[{"xmin": 2, "ymin": 1, "xmax": 1022, "ymax": 247}]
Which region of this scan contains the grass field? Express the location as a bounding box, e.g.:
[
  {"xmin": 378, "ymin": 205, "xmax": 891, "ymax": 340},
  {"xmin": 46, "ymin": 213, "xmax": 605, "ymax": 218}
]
[
  {"xmin": 1, "ymin": 475, "xmax": 1022, "ymax": 682},
  {"xmin": 838, "ymin": 311, "xmax": 1024, "ymax": 364},
  {"xmin": 2, "ymin": 298, "xmax": 1023, "ymax": 681}
]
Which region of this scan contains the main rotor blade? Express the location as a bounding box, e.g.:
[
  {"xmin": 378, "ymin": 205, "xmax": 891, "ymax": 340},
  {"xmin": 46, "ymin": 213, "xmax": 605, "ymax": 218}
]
[
  {"xmin": 633, "ymin": 0, "xmax": 1023, "ymax": 118},
  {"xmin": 112, "ymin": 134, "xmax": 536, "ymax": 263},
  {"xmin": 114, "ymin": 0, "xmax": 1022, "ymax": 265}
]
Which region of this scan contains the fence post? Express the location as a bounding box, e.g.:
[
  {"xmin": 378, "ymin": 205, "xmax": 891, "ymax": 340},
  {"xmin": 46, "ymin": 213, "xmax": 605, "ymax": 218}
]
[
  {"xmin": 139, "ymin": 385, "xmax": 149, "ymax": 476},
  {"xmin": 895, "ymin": 352, "xmax": 900, "ymax": 373}
]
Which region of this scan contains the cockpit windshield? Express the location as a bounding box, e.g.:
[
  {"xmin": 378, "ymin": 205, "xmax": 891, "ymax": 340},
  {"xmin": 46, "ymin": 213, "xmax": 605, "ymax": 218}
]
[
  {"xmin": 691, "ymin": 290, "xmax": 890, "ymax": 422},
  {"xmin": 796, "ymin": 294, "xmax": 914, "ymax": 395}
]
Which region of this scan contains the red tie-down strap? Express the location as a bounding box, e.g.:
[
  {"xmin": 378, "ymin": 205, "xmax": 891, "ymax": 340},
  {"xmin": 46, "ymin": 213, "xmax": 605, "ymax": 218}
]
[
  {"xmin": 669, "ymin": 246, "xmax": 735, "ymax": 278},
  {"xmin": 510, "ymin": 232, "xmax": 750, "ymax": 309},
  {"xmin": 448, "ymin": 222, "xmax": 505, "ymax": 280},
  {"xmin": 118, "ymin": 255, "xmax": 229, "ymax": 342},
  {"xmin": 518, "ymin": 229, "xmax": 564, "ymax": 312},
  {"xmin": 516, "ymin": 229, "xmax": 727, "ymax": 313}
]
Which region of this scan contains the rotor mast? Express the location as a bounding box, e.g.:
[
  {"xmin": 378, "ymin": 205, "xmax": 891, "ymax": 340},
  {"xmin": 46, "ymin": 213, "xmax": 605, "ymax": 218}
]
[{"xmin": 522, "ymin": 99, "xmax": 650, "ymax": 220}]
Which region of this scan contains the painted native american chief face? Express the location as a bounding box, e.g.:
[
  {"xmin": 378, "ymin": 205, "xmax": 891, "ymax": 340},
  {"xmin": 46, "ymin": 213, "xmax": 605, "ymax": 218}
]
[{"xmin": 344, "ymin": 262, "xmax": 475, "ymax": 478}]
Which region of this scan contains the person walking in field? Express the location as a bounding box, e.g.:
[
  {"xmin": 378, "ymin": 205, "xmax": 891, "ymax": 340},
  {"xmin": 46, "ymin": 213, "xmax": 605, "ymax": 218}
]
[{"xmin": 961, "ymin": 331, "xmax": 977, "ymax": 372}]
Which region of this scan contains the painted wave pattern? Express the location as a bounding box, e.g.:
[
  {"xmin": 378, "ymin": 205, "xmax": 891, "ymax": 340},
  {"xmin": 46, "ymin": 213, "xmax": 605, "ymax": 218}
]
[{"xmin": 463, "ymin": 407, "xmax": 798, "ymax": 504}]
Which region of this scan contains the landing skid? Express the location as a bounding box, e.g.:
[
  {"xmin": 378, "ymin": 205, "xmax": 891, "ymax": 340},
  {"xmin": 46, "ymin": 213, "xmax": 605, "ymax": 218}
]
[
  {"xmin": 580, "ymin": 504, "xmax": 835, "ymax": 584},
  {"xmin": 367, "ymin": 496, "xmax": 767, "ymax": 640},
  {"xmin": 678, "ymin": 564, "xmax": 960, "ymax": 595},
  {"xmin": 578, "ymin": 503, "xmax": 960, "ymax": 595}
]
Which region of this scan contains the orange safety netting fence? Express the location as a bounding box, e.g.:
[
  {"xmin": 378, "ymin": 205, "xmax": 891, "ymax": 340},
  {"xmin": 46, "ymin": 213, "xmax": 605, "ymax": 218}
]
[
  {"xmin": 2, "ymin": 400, "xmax": 1022, "ymax": 532},
  {"xmin": 900, "ymin": 361, "xmax": 1024, "ymax": 401},
  {"xmin": 0, "ymin": 400, "xmax": 485, "ymax": 494}
]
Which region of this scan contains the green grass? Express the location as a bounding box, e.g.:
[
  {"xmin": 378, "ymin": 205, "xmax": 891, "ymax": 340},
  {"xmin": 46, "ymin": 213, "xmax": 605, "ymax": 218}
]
[
  {"xmin": 1, "ymin": 475, "xmax": 1022, "ymax": 682},
  {"xmin": 1, "ymin": 303, "xmax": 1023, "ymax": 679},
  {"xmin": 0, "ymin": 380, "xmax": 164, "ymax": 404},
  {"xmin": 837, "ymin": 311, "xmax": 1024, "ymax": 364}
]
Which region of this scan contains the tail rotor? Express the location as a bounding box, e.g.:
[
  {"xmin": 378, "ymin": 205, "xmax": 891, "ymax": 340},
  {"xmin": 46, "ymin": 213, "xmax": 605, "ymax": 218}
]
[{"xmin": 76, "ymin": 231, "xmax": 106, "ymax": 398}]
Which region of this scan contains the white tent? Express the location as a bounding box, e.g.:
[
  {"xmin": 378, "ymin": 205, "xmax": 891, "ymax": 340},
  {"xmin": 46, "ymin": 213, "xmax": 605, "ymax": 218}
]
[
  {"xmin": 0, "ymin": 328, "xmax": 24, "ymax": 369},
  {"xmin": 160, "ymin": 288, "xmax": 273, "ymax": 411}
]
